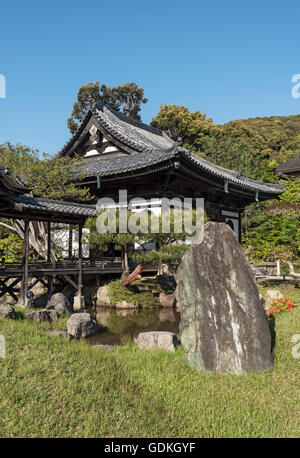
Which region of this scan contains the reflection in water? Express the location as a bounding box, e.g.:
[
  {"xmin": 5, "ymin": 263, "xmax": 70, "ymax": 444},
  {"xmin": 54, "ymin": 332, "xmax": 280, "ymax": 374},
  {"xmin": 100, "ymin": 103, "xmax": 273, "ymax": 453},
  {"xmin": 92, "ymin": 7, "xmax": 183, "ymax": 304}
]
[{"xmin": 86, "ymin": 306, "xmax": 181, "ymax": 346}]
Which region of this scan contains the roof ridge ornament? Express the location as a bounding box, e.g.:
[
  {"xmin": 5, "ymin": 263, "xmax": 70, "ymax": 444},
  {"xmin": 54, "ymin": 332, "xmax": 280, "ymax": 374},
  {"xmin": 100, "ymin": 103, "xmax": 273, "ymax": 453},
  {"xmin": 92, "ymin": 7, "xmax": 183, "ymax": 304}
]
[{"xmin": 87, "ymin": 95, "xmax": 97, "ymax": 111}]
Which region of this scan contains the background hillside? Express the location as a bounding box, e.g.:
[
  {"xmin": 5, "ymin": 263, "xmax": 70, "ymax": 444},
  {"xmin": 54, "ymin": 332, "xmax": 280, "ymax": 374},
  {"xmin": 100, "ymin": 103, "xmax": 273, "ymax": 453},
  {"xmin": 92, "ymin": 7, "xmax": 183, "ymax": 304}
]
[{"xmin": 151, "ymin": 106, "xmax": 300, "ymax": 181}]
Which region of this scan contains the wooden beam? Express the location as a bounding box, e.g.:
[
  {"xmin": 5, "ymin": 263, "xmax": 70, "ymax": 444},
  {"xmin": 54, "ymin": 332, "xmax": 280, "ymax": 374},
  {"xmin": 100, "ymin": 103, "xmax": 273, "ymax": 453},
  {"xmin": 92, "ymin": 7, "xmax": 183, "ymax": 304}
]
[{"xmin": 20, "ymin": 219, "xmax": 30, "ymax": 306}]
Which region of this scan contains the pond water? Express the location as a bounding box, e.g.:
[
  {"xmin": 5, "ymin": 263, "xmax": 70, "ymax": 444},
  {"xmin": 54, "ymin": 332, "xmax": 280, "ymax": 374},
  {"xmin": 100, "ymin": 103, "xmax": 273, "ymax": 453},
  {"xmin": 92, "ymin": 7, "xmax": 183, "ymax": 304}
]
[{"xmin": 86, "ymin": 306, "xmax": 181, "ymax": 345}]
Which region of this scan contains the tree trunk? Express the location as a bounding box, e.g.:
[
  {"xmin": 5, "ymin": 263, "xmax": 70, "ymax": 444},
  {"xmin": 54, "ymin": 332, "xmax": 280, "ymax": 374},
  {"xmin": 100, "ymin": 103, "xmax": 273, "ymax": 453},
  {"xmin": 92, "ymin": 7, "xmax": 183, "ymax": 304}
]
[{"xmin": 122, "ymin": 263, "xmax": 145, "ymax": 287}]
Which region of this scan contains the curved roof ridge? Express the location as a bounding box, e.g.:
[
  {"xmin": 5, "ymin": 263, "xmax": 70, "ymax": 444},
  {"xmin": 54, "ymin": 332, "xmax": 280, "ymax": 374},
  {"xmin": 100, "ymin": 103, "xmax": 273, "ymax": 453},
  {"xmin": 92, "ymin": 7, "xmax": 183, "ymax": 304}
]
[
  {"xmin": 93, "ymin": 104, "xmax": 176, "ymax": 154},
  {"xmin": 179, "ymin": 149, "xmax": 285, "ymax": 194}
]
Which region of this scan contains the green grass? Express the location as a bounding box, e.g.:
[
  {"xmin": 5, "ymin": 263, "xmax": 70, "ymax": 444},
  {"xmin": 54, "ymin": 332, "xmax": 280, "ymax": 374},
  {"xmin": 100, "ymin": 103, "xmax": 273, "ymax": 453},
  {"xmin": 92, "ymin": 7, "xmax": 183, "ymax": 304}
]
[
  {"xmin": 258, "ymin": 280, "xmax": 300, "ymax": 303},
  {"xmin": 0, "ymin": 305, "xmax": 299, "ymax": 438}
]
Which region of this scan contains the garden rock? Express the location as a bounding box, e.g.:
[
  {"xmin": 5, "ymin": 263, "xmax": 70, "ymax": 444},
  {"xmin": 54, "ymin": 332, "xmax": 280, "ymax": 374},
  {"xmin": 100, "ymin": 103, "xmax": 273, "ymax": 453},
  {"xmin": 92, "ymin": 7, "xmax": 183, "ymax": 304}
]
[
  {"xmin": 156, "ymin": 274, "xmax": 176, "ymax": 292},
  {"xmin": 0, "ymin": 305, "xmax": 16, "ymax": 319},
  {"xmin": 47, "ymin": 330, "xmax": 73, "ymax": 341},
  {"xmin": 93, "ymin": 344, "xmax": 115, "ymax": 351},
  {"xmin": 66, "ymin": 312, "xmax": 99, "ymax": 338},
  {"xmin": 25, "ymin": 309, "xmax": 58, "ymax": 322},
  {"xmin": 47, "ymin": 293, "xmax": 72, "ymax": 314},
  {"xmin": 159, "ymin": 292, "xmax": 176, "ymax": 308},
  {"xmin": 265, "ymin": 290, "xmax": 284, "ymax": 309},
  {"xmin": 134, "ymin": 331, "xmax": 178, "ymax": 352},
  {"xmin": 176, "ymin": 222, "xmax": 274, "ymax": 375},
  {"xmin": 96, "ymin": 285, "xmax": 111, "ymax": 307}
]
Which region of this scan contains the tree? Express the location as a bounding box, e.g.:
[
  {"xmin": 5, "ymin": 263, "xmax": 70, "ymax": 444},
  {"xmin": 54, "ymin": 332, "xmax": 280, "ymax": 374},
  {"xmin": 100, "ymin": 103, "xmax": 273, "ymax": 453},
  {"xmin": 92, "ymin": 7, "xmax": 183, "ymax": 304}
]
[
  {"xmin": 0, "ymin": 142, "xmax": 91, "ymax": 259},
  {"xmin": 67, "ymin": 82, "xmax": 148, "ymax": 134},
  {"xmin": 86, "ymin": 207, "xmax": 203, "ymax": 286},
  {"xmin": 242, "ymin": 177, "xmax": 300, "ymax": 262},
  {"xmin": 151, "ymin": 105, "xmax": 213, "ymax": 152}
]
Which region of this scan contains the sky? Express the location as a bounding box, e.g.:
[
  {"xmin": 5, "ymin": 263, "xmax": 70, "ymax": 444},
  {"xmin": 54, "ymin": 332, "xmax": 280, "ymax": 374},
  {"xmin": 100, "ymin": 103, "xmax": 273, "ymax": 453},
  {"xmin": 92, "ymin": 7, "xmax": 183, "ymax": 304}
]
[{"xmin": 1, "ymin": 0, "xmax": 300, "ymax": 156}]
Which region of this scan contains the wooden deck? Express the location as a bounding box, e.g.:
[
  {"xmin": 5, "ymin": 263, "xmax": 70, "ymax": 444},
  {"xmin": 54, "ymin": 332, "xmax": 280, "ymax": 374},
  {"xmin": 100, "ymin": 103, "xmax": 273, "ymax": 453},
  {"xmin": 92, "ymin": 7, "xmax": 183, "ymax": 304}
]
[{"xmin": 0, "ymin": 258, "xmax": 157, "ymax": 303}]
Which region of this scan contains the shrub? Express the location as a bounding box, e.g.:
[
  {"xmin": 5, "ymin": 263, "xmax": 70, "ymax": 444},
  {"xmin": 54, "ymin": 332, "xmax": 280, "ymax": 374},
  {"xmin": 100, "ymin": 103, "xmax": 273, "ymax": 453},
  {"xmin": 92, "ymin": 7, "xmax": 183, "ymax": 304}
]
[
  {"xmin": 107, "ymin": 280, "xmax": 160, "ymax": 308},
  {"xmin": 269, "ymin": 297, "xmax": 298, "ymax": 318}
]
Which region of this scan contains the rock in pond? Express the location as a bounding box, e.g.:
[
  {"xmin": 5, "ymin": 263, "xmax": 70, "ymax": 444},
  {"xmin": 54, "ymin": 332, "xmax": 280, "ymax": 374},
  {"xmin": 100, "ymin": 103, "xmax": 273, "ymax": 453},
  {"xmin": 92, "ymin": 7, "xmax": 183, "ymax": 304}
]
[
  {"xmin": 176, "ymin": 222, "xmax": 273, "ymax": 375},
  {"xmin": 66, "ymin": 312, "xmax": 99, "ymax": 338},
  {"xmin": 25, "ymin": 309, "xmax": 58, "ymax": 322},
  {"xmin": 96, "ymin": 285, "xmax": 111, "ymax": 307},
  {"xmin": 47, "ymin": 293, "xmax": 72, "ymax": 314},
  {"xmin": 135, "ymin": 331, "xmax": 178, "ymax": 352},
  {"xmin": 0, "ymin": 305, "xmax": 16, "ymax": 319},
  {"xmin": 159, "ymin": 292, "xmax": 176, "ymax": 308}
]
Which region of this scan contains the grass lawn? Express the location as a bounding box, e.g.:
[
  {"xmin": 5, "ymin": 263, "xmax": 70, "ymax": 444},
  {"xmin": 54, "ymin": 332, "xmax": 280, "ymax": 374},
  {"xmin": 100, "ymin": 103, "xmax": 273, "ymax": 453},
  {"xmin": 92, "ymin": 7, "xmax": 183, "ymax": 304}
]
[{"xmin": 0, "ymin": 303, "xmax": 299, "ymax": 438}]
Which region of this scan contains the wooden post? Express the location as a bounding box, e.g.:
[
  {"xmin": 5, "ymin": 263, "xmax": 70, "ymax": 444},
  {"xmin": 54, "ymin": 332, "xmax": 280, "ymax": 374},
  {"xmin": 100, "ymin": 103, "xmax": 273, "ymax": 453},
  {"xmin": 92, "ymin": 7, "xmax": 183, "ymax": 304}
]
[
  {"xmin": 20, "ymin": 219, "xmax": 30, "ymax": 307},
  {"xmin": 47, "ymin": 221, "xmax": 51, "ymax": 262},
  {"xmin": 78, "ymin": 224, "xmax": 83, "ymax": 260},
  {"xmin": 276, "ymin": 259, "xmax": 281, "ymax": 277},
  {"xmin": 74, "ymin": 223, "xmax": 85, "ymax": 310},
  {"xmin": 68, "ymin": 227, "xmax": 73, "ymax": 259},
  {"xmin": 47, "ymin": 221, "xmax": 52, "ymax": 300}
]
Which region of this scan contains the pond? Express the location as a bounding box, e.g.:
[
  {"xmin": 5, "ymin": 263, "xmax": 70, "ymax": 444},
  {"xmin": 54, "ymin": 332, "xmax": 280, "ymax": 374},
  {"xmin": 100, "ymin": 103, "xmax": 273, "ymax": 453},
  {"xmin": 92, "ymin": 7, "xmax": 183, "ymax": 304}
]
[{"xmin": 86, "ymin": 307, "xmax": 181, "ymax": 345}]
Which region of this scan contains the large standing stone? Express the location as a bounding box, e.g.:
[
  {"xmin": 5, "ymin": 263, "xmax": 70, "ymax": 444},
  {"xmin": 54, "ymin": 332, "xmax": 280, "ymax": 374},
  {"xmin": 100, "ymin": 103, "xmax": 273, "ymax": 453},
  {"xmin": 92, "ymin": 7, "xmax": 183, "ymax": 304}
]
[
  {"xmin": 176, "ymin": 222, "xmax": 273, "ymax": 375},
  {"xmin": 135, "ymin": 331, "xmax": 178, "ymax": 352},
  {"xmin": 0, "ymin": 305, "xmax": 16, "ymax": 319},
  {"xmin": 66, "ymin": 312, "xmax": 99, "ymax": 338}
]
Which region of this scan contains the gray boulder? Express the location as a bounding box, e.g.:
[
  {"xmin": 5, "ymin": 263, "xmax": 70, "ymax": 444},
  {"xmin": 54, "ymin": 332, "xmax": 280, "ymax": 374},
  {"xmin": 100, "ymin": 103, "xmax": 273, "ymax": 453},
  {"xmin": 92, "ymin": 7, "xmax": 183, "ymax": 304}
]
[
  {"xmin": 47, "ymin": 293, "xmax": 72, "ymax": 314},
  {"xmin": 93, "ymin": 344, "xmax": 115, "ymax": 351},
  {"xmin": 265, "ymin": 289, "xmax": 284, "ymax": 309},
  {"xmin": 96, "ymin": 285, "xmax": 111, "ymax": 307},
  {"xmin": 176, "ymin": 222, "xmax": 273, "ymax": 375},
  {"xmin": 135, "ymin": 331, "xmax": 178, "ymax": 352},
  {"xmin": 0, "ymin": 305, "xmax": 16, "ymax": 319},
  {"xmin": 66, "ymin": 312, "xmax": 99, "ymax": 338},
  {"xmin": 25, "ymin": 309, "xmax": 58, "ymax": 322},
  {"xmin": 47, "ymin": 330, "xmax": 73, "ymax": 341},
  {"xmin": 159, "ymin": 292, "xmax": 176, "ymax": 308}
]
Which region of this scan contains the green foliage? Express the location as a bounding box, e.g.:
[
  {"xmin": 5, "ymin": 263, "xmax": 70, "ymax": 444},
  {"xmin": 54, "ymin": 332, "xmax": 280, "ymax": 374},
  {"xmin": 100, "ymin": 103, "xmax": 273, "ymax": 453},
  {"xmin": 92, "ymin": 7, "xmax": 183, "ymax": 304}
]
[
  {"xmin": 67, "ymin": 82, "xmax": 148, "ymax": 133},
  {"xmin": 86, "ymin": 207, "xmax": 202, "ymax": 270},
  {"xmin": 0, "ymin": 142, "xmax": 91, "ymax": 201},
  {"xmin": 151, "ymin": 107, "xmax": 300, "ymax": 181},
  {"xmin": 107, "ymin": 280, "xmax": 160, "ymax": 308},
  {"xmin": 0, "ymin": 232, "xmax": 23, "ymax": 261},
  {"xmin": 151, "ymin": 104, "xmax": 213, "ymax": 152},
  {"xmin": 268, "ymin": 297, "xmax": 298, "ymax": 318},
  {"xmin": 243, "ymin": 178, "xmax": 300, "ymax": 262}
]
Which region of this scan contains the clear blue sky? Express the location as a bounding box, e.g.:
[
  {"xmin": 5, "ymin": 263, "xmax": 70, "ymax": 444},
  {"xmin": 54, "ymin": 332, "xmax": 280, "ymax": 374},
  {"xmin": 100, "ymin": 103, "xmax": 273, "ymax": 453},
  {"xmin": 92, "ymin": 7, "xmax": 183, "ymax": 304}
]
[{"xmin": 1, "ymin": 0, "xmax": 300, "ymax": 156}]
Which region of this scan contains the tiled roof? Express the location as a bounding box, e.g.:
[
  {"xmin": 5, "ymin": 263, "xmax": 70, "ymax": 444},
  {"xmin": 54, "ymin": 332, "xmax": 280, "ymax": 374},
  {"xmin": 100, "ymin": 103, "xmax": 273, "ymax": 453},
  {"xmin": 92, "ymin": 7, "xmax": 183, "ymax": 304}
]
[
  {"xmin": 78, "ymin": 148, "xmax": 284, "ymax": 195},
  {"xmin": 0, "ymin": 166, "xmax": 31, "ymax": 196},
  {"xmin": 2, "ymin": 195, "xmax": 96, "ymax": 218},
  {"xmin": 276, "ymin": 154, "xmax": 300, "ymax": 174},
  {"xmin": 59, "ymin": 102, "xmax": 176, "ymax": 156},
  {"xmin": 78, "ymin": 149, "xmax": 178, "ymax": 178},
  {"xmin": 181, "ymin": 150, "xmax": 284, "ymax": 195},
  {"xmin": 59, "ymin": 102, "xmax": 285, "ymax": 197}
]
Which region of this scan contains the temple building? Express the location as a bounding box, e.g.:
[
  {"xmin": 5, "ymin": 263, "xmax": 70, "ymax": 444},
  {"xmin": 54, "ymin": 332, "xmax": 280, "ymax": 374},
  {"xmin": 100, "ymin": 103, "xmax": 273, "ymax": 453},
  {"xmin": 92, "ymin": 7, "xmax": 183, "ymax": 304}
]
[
  {"xmin": 276, "ymin": 153, "xmax": 300, "ymax": 177},
  {"xmin": 59, "ymin": 100, "xmax": 285, "ymax": 241}
]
